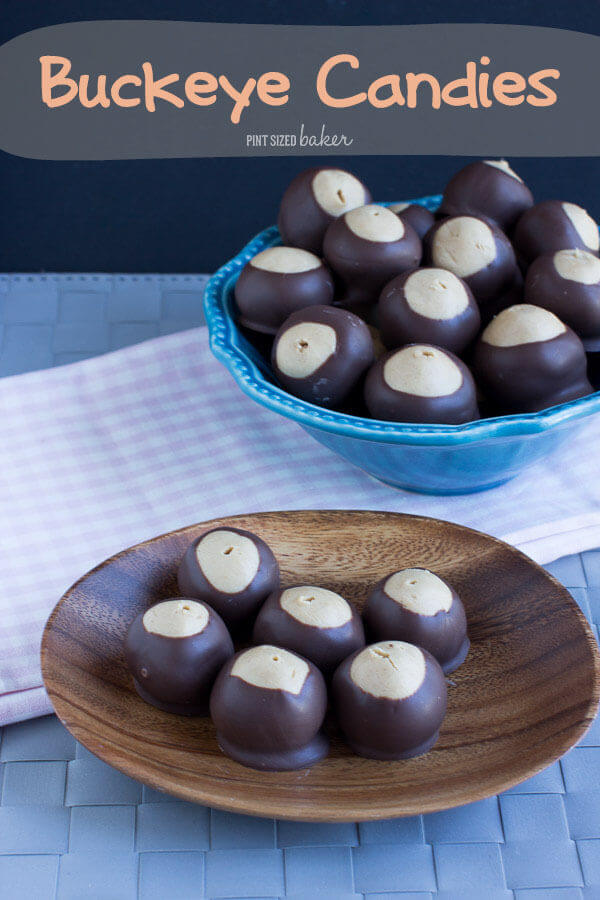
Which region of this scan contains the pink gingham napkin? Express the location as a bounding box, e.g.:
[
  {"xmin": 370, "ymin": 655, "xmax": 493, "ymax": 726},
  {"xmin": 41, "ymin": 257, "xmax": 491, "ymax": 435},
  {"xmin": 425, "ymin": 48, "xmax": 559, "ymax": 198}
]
[{"xmin": 1, "ymin": 326, "xmax": 600, "ymax": 725}]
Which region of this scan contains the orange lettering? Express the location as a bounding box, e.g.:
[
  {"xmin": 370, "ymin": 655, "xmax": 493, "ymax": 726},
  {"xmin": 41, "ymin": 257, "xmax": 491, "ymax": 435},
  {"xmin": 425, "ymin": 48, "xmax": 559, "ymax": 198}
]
[
  {"xmin": 111, "ymin": 74, "xmax": 142, "ymax": 107},
  {"xmin": 316, "ymin": 54, "xmax": 366, "ymax": 108},
  {"xmin": 142, "ymin": 62, "xmax": 183, "ymax": 112},
  {"xmin": 40, "ymin": 56, "xmax": 78, "ymax": 108},
  {"xmin": 218, "ymin": 76, "xmax": 257, "ymax": 124},
  {"xmin": 527, "ymin": 69, "xmax": 560, "ymax": 107},
  {"xmin": 493, "ymin": 72, "xmax": 526, "ymax": 106},
  {"xmin": 79, "ymin": 74, "xmax": 110, "ymax": 109},
  {"xmin": 185, "ymin": 72, "xmax": 218, "ymax": 106},
  {"xmin": 256, "ymin": 72, "xmax": 290, "ymax": 106},
  {"xmin": 406, "ymin": 73, "xmax": 441, "ymax": 109}
]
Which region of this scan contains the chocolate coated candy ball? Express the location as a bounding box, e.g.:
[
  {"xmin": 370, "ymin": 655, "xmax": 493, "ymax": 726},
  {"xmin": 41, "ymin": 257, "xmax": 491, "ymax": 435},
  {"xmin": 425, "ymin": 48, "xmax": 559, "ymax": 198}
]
[
  {"xmin": 323, "ymin": 205, "xmax": 422, "ymax": 315},
  {"xmin": 524, "ymin": 249, "xmax": 600, "ymax": 339},
  {"xmin": 272, "ymin": 305, "xmax": 374, "ymax": 408},
  {"xmin": 125, "ymin": 598, "xmax": 234, "ymax": 715},
  {"xmin": 388, "ymin": 202, "xmax": 436, "ymax": 240},
  {"xmin": 177, "ymin": 528, "xmax": 279, "ymax": 632},
  {"xmin": 440, "ymin": 159, "xmax": 534, "ymax": 232},
  {"xmin": 253, "ymin": 585, "xmax": 365, "ymax": 676},
  {"xmin": 210, "ymin": 645, "xmax": 329, "ymax": 770},
  {"xmin": 473, "ymin": 304, "xmax": 592, "ymax": 413},
  {"xmin": 364, "ymin": 344, "xmax": 479, "ymax": 424},
  {"xmin": 377, "ymin": 267, "xmax": 481, "ymax": 355},
  {"xmin": 278, "ymin": 167, "xmax": 371, "ymax": 254},
  {"xmin": 424, "ymin": 215, "xmax": 518, "ymax": 312},
  {"xmin": 514, "ymin": 200, "xmax": 600, "ymax": 266},
  {"xmin": 363, "ymin": 569, "xmax": 469, "ymax": 674},
  {"xmin": 332, "ymin": 640, "xmax": 447, "ymax": 759},
  {"xmin": 234, "ymin": 246, "xmax": 335, "ymax": 335}
]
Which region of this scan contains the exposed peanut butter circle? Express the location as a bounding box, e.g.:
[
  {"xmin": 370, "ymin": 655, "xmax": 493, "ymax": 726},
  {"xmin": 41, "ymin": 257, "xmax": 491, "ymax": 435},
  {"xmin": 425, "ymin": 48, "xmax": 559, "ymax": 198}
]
[
  {"xmin": 350, "ymin": 641, "xmax": 426, "ymax": 699},
  {"xmin": 432, "ymin": 216, "xmax": 496, "ymax": 278},
  {"xmin": 483, "ymin": 159, "xmax": 523, "ymax": 182},
  {"xmin": 250, "ymin": 246, "xmax": 322, "ymax": 274},
  {"xmin": 553, "ymin": 249, "xmax": 600, "ymax": 285},
  {"xmin": 388, "ymin": 202, "xmax": 410, "ymax": 213},
  {"xmin": 483, "ymin": 304, "xmax": 566, "ymax": 347},
  {"xmin": 345, "ymin": 204, "xmax": 405, "ymax": 243},
  {"xmin": 196, "ymin": 530, "xmax": 260, "ymax": 594},
  {"xmin": 275, "ymin": 322, "xmax": 337, "ymax": 378},
  {"xmin": 231, "ymin": 645, "xmax": 309, "ymax": 694},
  {"xmin": 312, "ymin": 169, "xmax": 367, "ymax": 217},
  {"xmin": 143, "ymin": 599, "xmax": 209, "ymax": 638},
  {"xmin": 384, "ymin": 568, "xmax": 453, "ymax": 616},
  {"xmin": 383, "ymin": 345, "xmax": 463, "ymax": 398},
  {"xmin": 562, "ymin": 203, "xmax": 600, "ymax": 252},
  {"xmin": 404, "ymin": 268, "xmax": 469, "ymax": 320},
  {"xmin": 280, "ymin": 586, "xmax": 352, "ymax": 628}
]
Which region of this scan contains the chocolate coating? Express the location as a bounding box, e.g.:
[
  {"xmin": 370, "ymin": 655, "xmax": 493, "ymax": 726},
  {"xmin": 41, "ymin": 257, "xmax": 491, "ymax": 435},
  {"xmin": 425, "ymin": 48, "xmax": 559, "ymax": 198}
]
[
  {"xmin": 585, "ymin": 340, "xmax": 600, "ymax": 390},
  {"xmin": 424, "ymin": 215, "xmax": 519, "ymax": 309},
  {"xmin": 272, "ymin": 305, "xmax": 374, "ymax": 408},
  {"xmin": 524, "ymin": 250, "xmax": 600, "ymax": 338},
  {"xmin": 278, "ymin": 167, "xmax": 371, "ymax": 255},
  {"xmin": 377, "ymin": 267, "xmax": 481, "ymax": 354},
  {"xmin": 367, "ymin": 324, "xmax": 386, "ymax": 360},
  {"xmin": 252, "ymin": 586, "xmax": 365, "ymax": 676},
  {"xmin": 210, "ymin": 646, "xmax": 329, "ymax": 770},
  {"xmin": 234, "ymin": 249, "xmax": 335, "ymax": 335},
  {"xmin": 237, "ymin": 323, "xmax": 274, "ymax": 363},
  {"xmin": 177, "ymin": 527, "xmax": 280, "ymax": 632},
  {"xmin": 332, "ymin": 642, "xmax": 448, "ymax": 759},
  {"xmin": 124, "ymin": 598, "xmax": 234, "ymax": 716},
  {"xmin": 479, "ymin": 269, "xmax": 524, "ymax": 326},
  {"xmin": 389, "ymin": 203, "xmax": 436, "ymax": 240},
  {"xmin": 363, "ymin": 570, "xmax": 469, "ymax": 674},
  {"xmin": 364, "ymin": 344, "xmax": 479, "ymax": 424},
  {"xmin": 473, "ymin": 305, "xmax": 592, "ymax": 413},
  {"xmin": 440, "ymin": 160, "xmax": 534, "ymax": 232},
  {"xmin": 514, "ymin": 200, "xmax": 600, "ymax": 266},
  {"xmin": 323, "ymin": 206, "xmax": 422, "ymax": 315}
]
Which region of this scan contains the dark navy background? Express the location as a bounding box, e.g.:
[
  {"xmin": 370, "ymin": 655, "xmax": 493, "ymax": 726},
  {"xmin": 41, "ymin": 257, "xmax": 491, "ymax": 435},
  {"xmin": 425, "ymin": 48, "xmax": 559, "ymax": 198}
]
[{"xmin": 1, "ymin": 0, "xmax": 599, "ymax": 273}]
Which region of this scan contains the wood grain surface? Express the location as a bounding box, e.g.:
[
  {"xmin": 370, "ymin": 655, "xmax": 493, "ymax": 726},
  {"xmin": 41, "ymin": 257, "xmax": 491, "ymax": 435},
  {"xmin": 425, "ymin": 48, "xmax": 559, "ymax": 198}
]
[{"xmin": 41, "ymin": 510, "xmax": 600, "ymax": 822}]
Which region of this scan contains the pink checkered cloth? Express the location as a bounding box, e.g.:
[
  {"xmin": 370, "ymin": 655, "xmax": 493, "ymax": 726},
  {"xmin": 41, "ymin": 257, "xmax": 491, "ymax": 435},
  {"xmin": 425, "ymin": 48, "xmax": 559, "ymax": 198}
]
[{"xmin": 2, "ymin": 326, "xmax": 600, "ymax": 725}]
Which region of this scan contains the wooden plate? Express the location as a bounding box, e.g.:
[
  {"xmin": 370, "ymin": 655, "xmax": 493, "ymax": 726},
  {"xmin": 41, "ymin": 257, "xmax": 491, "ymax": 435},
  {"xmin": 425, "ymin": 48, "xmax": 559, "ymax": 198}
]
[{"xmin": 41, "ymin": 510, "xmax": 600, "ymax": 822}]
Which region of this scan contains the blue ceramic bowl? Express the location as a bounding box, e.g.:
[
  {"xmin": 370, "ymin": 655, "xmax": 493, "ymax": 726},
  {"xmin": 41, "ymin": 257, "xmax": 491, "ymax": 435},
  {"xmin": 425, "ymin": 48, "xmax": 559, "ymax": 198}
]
[{"xmin": 204, "ymin": 195, "xmax": 600, "ymax": 494}]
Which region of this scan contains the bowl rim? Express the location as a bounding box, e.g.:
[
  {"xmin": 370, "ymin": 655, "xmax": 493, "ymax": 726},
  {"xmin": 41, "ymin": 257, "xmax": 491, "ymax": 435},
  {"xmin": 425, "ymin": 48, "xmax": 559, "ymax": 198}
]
[{"xmin": 204, "ymin": 194, "xmax": 600, "ymax": 446}]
